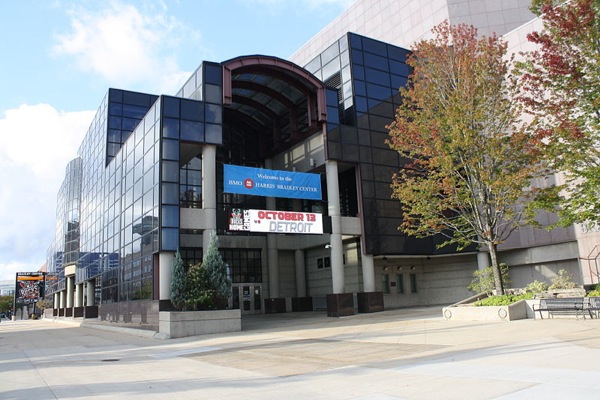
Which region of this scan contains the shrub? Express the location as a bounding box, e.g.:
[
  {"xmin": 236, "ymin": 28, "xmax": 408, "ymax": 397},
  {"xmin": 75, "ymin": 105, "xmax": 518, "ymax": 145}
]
[
  {"xmin": 170, "ymin": 233, "xmax": 232, "ymax": 311},
  {"xmin": 548, "ymin": 269, "xmax": 577, "ymax": 290},
  {"xmin": 473, "ymin": 292, "xmax": 533, "ymax": 306},
  {"xmin": 468, "ymin": 264, "xmax": 510, "ymax": 294},
  {"xmin": 586, "ymin": 284, "xmax": 600, "ymax": 297},
  {"xmin": 170, "ymin": 250, "xmax": 187, "ymax": 310},
  {"xmin": 525, "ymin": 280, "xmax": 548, "ymax": 295}
]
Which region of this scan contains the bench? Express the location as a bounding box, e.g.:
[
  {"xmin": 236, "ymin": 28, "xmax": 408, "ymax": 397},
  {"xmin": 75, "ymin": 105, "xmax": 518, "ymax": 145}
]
[
  {"xmin": 586, "ymin": 297, "xmax": 600, "ymax": 318},
  {"xmin": 533, "ymin": 297, "xmax": 591, "ymax": 319}
]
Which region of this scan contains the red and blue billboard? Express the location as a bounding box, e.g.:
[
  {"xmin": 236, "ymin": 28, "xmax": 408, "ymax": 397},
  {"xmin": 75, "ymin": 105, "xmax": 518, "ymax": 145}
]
[{"xmin": 224, "ymin": 164, "xmax": 322, "ymax": 200}]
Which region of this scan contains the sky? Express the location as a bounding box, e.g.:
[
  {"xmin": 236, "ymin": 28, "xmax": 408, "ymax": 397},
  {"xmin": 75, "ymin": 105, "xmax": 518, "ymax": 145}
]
[{"xmin": 0, "ymin": 0, "xmax": 355, "ymax": 281}]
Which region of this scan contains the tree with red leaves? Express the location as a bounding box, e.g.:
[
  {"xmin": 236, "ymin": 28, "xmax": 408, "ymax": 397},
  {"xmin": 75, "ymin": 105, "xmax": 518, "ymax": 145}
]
[
  {"xmin": 518, "ymin": 0, "xmax": 600, "ymax": 228},
  {"xmin": 387, "ymin": 22, "xmax": 550, "ymax": 294}
]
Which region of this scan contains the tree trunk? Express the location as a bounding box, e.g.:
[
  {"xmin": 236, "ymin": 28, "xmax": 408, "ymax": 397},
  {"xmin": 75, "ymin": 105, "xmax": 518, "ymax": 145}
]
[{"xmin": 488, "ymin": 242, "xmax": 505, "ymax": 295}]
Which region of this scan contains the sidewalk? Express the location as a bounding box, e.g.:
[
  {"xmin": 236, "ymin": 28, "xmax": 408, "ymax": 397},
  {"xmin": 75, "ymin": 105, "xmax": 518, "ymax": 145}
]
[{"xmin": 1, "ymin": 307, "xmax": 600, "ymax": 399}]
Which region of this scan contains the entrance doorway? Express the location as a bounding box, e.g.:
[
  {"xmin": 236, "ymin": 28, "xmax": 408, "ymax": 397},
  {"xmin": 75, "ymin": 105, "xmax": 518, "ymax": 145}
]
[{"xmin": 231, "ymin": 284, "xmax": 262, "ymax": 314}]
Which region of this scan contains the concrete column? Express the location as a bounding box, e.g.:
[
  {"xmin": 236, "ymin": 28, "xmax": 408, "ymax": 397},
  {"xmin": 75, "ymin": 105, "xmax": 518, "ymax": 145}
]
[
  {"xmin": 54, "ymin": 292, "xmax": 59, "ymax": 309},
  {"xmin": 75, "ymin": 282, "xmax": 84, "ymax": 307},
  {"xmin": 477, "ymin": 251, "xmax": 490, "ymax": 270},
  {"xmin": 295, "ymin": 249, "xmax": 307, "ymax": 297},
  {"xmin": 361, "ymin": 253, "xmax": 375, "ymax": 292},
  {"xmin": 202, "ymin": 144, "xmax": 217, "ymax": 250},
  {"xmin": 326, "ymin": 160, "xmax": 344, "ymax": 294},
  {"xmin": 66, "ymin": 276, "xmax": 74, "ymax": 308},
  {"xmin": 86, "ymin": 281, "xmax": 95, "ymax": 306},
  {"xmin": 159, "ymin": 252, "xmax": 174, "ymax": 300},
  {"xmin": 60, "ymin": 290, "xmax": 66, "ymax": 309}
]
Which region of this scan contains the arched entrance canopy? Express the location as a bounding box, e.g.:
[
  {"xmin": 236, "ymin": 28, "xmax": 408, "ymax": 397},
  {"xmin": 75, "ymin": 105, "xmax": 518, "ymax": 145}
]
[{"xmin": 223, "ymin": 55, "xmax": 327, "ymax": 157}]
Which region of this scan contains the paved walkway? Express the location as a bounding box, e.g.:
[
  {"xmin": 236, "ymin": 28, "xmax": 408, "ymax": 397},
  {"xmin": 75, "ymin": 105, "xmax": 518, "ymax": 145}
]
[{"xmin": 1, "ymin": 307, "xmax": 600, "ymax": 399}]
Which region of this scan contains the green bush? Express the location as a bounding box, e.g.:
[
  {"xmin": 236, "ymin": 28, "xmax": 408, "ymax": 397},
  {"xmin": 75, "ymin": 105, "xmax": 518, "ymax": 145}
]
[
  {"xmin": 525, "ymin": 280, "xmax": 548, "ymax": 294},
  {"xmin": 548, "ymin": 269, "xmax": 577, "ymax": 290},
  {"xmin": 586, "ymin": 284, "xmax": 600, "ymax": 297},
  {"xmin": 473, "ymin": 292, "xmax": 533, "ymax": 306},
  {"xmin": 468, "ymin": 264, "xmax": 510, "ymax": 294}
]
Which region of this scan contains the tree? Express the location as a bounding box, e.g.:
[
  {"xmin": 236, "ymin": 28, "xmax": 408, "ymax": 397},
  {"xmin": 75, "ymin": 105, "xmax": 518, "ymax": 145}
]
[
  {"xmin": 387, "ymin": 21, "xmax": 549, "ymax": 294},
  {"xmin": 202, "ymin": 232, "xmax": 231, "ymax": 307},
  {"xmin": 517, "ymin": 0, "xmax": 600, "ymax": 228},
  {"xmin": 170, "ymin": 250, "xmax": 187, "ymax": 310}
]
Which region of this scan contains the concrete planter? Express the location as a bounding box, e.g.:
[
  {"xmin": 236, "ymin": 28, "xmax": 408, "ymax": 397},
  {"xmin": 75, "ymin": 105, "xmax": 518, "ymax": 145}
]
[
  {"xmin": 159, "ymin": 309, "xmax": 241, "ymax": 339},
  {"xmin": 442, "ymin": 299, "xmax": 528, "ymax": 322}
]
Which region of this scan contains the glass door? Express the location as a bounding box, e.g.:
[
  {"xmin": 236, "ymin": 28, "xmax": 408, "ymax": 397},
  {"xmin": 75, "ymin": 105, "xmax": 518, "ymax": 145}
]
[{"xmin": 231, "ymin": 284, "xmax": 262, "ymax": 314}]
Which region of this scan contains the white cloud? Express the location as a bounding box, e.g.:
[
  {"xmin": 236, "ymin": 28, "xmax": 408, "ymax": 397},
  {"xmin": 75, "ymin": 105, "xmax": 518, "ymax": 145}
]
[
  {"xmin": 0, "ymin": 104, "xmax": 94, "ymax": 281},
  {"xmin": 52, "ymin": 0, "xmax": 199, "ymax": 95}
]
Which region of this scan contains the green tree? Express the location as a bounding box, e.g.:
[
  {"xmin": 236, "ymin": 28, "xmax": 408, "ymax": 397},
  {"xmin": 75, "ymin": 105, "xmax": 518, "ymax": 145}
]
[
  {"xmin": 0, "ymin": 295, "xmax": 13, "ymax": 313},
  {"xmin": 202, "ymin": 232, "xmax": 231, "ymax": 307},
  {"xmin": 517, "ymin": 0, "xmax": 600, "ymax": 228},
  {"xmin": 387, "ymin": 21, "xmax": 549, "ymax": 295},
  {"xmin": 170, "ymin": 250, "xmax": 187, "ymax": 310},
  {"xmin": 185, "ymin": 262, "xmax": 211, "ymax": 310}
]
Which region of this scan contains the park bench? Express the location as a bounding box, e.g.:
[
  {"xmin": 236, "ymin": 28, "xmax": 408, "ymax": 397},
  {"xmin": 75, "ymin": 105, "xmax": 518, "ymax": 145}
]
[
  {"xmin": 533, "ymin": 297, "xmax": 591, "ymax": 319},
  {"xmin": 586, "ymin": 297, "xmax": 600, "ymax": 318}
]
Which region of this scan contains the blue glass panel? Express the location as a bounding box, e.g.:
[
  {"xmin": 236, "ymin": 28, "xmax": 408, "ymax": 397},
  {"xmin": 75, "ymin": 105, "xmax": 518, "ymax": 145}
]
[
  {"xmin": 391, "ymin": 74, "xmax": 407, "ymax": 90},
  {"xmin": 390, "ymin": 60, "xmax": 410, "ymax": 77},
  {"xmin": 161, "ymin": 182, "xmax": 179, "ymax": 204},
  {"xmin": 205, "ymin": 123, "xmax": 222, "ymax": 144},
  {"xmin": 351, "ymin": 50, "xmax": 363, "ymax": 65},
  {"xmin": 326, "ymin": 88, "xmax": 338, "ymax": 105},
  {"xmin": 162, "ymin": 139, "xmax": 178, "ymax": 160},
  {"xmin": 204, "ymin": 63, "xmax": 222, "ymax": 85},
  {"xmin": 161, "ymin": 228, "xmax": 179, "ymax": 251},
  {"xmin": 122, "ymin": 117, "xmax": 140, "ymax": 131},
  {"xmin": 365, "ymin": 68, "xmax": 391, "ymax": 86},
  {"xmin": 123, "ymin": 104, "xmax": 149, "ymax": 119},
  {"xmin": 205, "ymin": 103, "xmax": 222, "ymax": 124},
  {"xmin": 181, "ymin": 99, "xmax": 203, "ymax": 122},
  {"xmin": 364, "ymin": 53, "xmax": 389, "ymax": 71},
  {"xmin": 205, "ymin": 84, "xmax": 222, "ymax": 104},
  {"xmin": 353, "ymin": 65, "xmax": 365, "ymax": 80},
  {"xmin": 110, "ymin": 88, "xmax": 124, "ymax": 102},
  {"xmin": 366, "ymin": 83, "xmax": 393, "ymax": 101},
  {"xmin": 327, "ymin": 106, "xmax": 339, "ymax": 124},
  {"xmin": 362, "ymin": 37, "xmax": 388, "ymax": 57},
  {"xmin": 123, "ymin": 91, "xmax": 152, "ymax": 106},
  {"xmin": 162, "ymin": 97, "xmax": 179, "ymax": 118},
  {"xmin": 354, "ymin": 80, "xmax": 366, "ymax": 96},
  {"xmin": 180, "ymin": 121, "xmax": 205, "ymax": 142},
  {"xmin": 109, "ymin": 102, "xmax": 123, "ymax": 116},
  {"xmin": 388, "ymin": 46, "xmax": 410, "ymax": 62},
  {"xmin": 162, "ymin": 118, "xmax": 179, "ymax": 139},
  {"xmin": 109, "ymin": 116, "xmax": 122, "ymax": 129},
  {"xmin": 355, "ymin": 96, "xmax": 368, "ymax": 113},
  {"xmin": 161, "ymin": 205, "xmax": 179, "ymax": 227},
  {"xmin": 162, "ymin": 160, "xmax": 179, "ymax": 182},
  {"xmin": 349, "ymin": 33, "xmax": 362, "ymax": 49}
]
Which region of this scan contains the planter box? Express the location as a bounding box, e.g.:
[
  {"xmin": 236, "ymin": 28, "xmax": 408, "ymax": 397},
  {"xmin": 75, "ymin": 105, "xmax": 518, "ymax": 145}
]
[
  {"xmin": 326, "ymin": 293, "xmax": 355, "ymax": 317},
  {"xmin": 442, "ymin": 299, "xmax": 528, "ymax": 322},
  {"xmin": 159, "ymin": 309, "xmax": 241, "ymax": 339},
  {"xmin": 357, "ymin": 292, "xmax": 384, "ymax": 313}
]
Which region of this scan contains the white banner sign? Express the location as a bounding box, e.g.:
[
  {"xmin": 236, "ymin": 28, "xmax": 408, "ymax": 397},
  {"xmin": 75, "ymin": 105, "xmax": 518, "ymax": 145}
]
[{"xmin": 229, "ymin": 209, "xmax": 323, "ymax": 234}]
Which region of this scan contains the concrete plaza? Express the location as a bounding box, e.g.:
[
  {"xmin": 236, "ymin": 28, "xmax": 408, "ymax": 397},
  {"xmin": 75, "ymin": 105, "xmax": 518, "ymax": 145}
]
[{"xmin": 1, "ymin": 307, "xmax": 600, "ymax": 399}]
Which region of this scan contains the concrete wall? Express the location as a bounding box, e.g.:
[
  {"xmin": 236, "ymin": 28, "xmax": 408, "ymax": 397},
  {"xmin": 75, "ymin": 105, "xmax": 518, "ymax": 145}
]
[{"xmin": 378, "ymin": 254, "xmax": 477, "ymax": 308}]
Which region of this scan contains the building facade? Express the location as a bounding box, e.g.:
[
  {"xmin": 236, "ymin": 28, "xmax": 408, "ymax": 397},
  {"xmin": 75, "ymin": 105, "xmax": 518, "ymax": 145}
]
[{"xmin": 45, "ymin": 0, "xmax": 600, "ymax": 328}]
